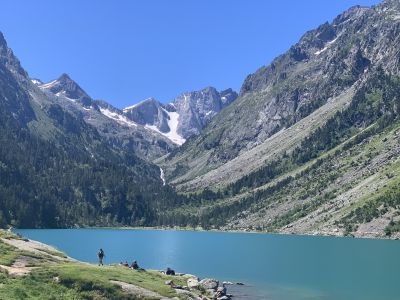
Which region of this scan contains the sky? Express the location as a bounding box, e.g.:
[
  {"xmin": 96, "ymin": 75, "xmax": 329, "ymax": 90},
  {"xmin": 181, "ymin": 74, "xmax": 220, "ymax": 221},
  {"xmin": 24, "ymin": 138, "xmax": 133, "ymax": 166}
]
[{"xmin": 0, "ymin": 0, "xmax": 380, "ymax": 108}]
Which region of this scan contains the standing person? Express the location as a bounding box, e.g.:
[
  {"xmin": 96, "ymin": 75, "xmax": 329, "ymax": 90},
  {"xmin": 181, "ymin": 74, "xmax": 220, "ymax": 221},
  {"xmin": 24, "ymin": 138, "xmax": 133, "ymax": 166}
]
[{"xmin": 98, "ymin": 248, "xmax": 105, "ymax": 266}]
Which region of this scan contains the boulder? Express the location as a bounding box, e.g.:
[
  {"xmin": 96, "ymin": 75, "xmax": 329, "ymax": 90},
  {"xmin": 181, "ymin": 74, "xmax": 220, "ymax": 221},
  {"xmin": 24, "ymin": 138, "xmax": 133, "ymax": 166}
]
[
  {"xmin": 187, "ymin": 277, "xmax": 200, "ymax": 288},
  {"xmin": 165, "ymin": 280, "xmax": 173, "ymax": 285},
  {"xmin": 199, "ymin": 278, "xmax": 219, "ymax": 290},
  {"xmin": 174, "ymin": 289, "xmax": 198, "ymax": 299}
]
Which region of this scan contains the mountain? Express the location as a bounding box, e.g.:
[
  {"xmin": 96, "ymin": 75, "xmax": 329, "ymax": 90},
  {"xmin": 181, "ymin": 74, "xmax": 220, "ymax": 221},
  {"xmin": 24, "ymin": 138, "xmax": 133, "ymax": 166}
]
[
  {"xmin": 36, "ymin": 74, "xmax": 176, "ymax": 160},
  {"xmin": 122, "ymin": 87, "xmax": 238, "ymax": 145},
  {"xmin": 38, "ymin": 75, "xmax": 236, "ymax": 151},
  {"xmin": 0, "ymin": 31, "xmax": 183, "ymax": 228},
  {"xmin": 123, "ymin": 97, "xmax": 181, "ymax": 143},
  {"xmin": 161, "ymin": 0, "xmax": 400, "ymax": 189},
  {"xmin": 2, "ymin": 0, "xmax": 400, "ymax": 239},
  {"xmin": 39, "ymin": 73, "xmax": 94, "ymax": 107},
  {"xmin": 0, "ymin": 30, "xmax": 236, "ymax": 229},
  {"xmin": 156, "ymin": 0, "xmax": 400, "ymax": 238}
]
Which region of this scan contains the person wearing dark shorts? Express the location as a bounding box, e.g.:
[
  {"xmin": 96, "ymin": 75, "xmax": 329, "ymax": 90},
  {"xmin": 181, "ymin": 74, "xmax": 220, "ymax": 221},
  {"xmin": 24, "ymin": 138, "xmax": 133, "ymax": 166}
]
[{"xmin": 98, "ymin": 248, "xmax": 105, "ymax": 266}]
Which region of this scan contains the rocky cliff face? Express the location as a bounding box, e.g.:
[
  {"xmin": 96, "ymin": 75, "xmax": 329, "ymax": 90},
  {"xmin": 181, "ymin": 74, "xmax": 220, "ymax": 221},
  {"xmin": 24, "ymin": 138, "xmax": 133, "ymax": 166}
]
[
  {"xmin": 161, "ymin": 0, "xmax": 400, "ymax": 188},
  {"xmin": 39, "ymin": 75, "xmax": 237, "ymax": 149},
  {"xmin": 123, "ymin": 98, "xmax": 170, "ymax": 132},
  {"xmin": 0, "ymin": 32, "xmax": 27, "ymax": 78},
  {"xmin": 122, "ymin": 87, "xmax": 238, "ymax": 145},
  {"xmin": 170, "ymin": 87, "xmax": 238, "ymax": 139}
]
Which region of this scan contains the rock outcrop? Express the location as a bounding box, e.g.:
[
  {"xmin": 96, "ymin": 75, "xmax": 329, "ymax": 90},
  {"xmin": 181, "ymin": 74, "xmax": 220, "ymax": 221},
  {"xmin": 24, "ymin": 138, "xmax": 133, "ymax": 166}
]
[{"xmin": 123, "ymin": 87, "xmax": 238, "ymax": 145}]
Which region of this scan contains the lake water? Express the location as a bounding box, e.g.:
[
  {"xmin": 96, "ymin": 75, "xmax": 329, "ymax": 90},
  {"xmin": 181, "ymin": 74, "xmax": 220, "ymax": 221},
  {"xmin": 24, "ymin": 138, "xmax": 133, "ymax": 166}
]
[{"xmin": 15, "ymin": 229, "xmax": 400, "ymax": 300}]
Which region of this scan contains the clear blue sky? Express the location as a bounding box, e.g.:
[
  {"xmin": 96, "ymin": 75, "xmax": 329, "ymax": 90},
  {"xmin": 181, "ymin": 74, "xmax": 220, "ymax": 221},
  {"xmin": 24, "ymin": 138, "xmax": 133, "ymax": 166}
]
[{"xmin": 0, "ymin": 0, "xmax": 380, "ymax": 108}]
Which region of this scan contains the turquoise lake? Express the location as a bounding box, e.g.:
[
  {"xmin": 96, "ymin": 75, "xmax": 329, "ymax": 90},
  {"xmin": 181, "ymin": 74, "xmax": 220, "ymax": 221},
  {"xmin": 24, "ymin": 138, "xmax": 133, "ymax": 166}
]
[{"xmin": 15, "ymin": 229, "xmax": 400, "ymax": 300}]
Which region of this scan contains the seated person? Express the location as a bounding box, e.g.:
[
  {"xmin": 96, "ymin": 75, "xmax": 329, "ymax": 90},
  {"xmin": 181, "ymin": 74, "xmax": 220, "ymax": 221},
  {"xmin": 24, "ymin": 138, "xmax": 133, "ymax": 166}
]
[
  {"xmin": 130, "ymin": 260, "xmax": 139, "ymax": 270},
  {"xmin": 166, "ymin": 267, "xmax": 175, "ymax": 275}
]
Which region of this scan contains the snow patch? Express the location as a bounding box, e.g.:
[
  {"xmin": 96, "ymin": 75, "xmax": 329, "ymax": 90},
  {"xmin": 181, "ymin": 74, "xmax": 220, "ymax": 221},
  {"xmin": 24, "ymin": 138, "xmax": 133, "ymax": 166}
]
[
  {"xmin": 64, "ymin": 96, "xmax": 77, "ymax": 102},
  {"xmin": 99, "ymin": 107, "xmax": 137, "ymax": 127},
  {"xmin": 314, "ymin": 37, "xmax": 338, "ymax": 56},
  {"xmin": 123, "ymin": 98, "xmax": 154, "ymax": 112},
  {"xmin": 391, "ymin": 13, "xmax": 400, "ymax": 20},
  {"xmin": 40, "ymin": 80, "xmax": 58, "ymax": 89},
  {"xmin": 55, "ymin": 91, "xmax": 76, "ymax": 102},
  {"xmin": 145, "ymin": 108, "xmax": 186, "ymax": 145},
  {"xmin": 123, "ymin": 103, "xmax": 138, "ymax": 111},
  {"xmin": 31, "ymin": 79, "xmax": 42, "ymax": 85},
  {"xmin": 164, "ymin": 109, "xmax": 186, "ymax": 145}
]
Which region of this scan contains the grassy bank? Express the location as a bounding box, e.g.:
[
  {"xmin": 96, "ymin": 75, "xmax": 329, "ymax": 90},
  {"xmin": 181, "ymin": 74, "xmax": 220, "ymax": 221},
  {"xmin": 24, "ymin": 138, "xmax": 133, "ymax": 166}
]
[{"xmin": 0, "ymin": 230, "xmax": 203, "ymax": 299}]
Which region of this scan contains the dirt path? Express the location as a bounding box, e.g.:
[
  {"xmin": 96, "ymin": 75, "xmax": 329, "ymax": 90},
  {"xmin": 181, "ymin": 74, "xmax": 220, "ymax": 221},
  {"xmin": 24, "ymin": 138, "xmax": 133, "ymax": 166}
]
[{"xmin": 0, "ymin": 258, "xmax": 36, "ymax": 276}]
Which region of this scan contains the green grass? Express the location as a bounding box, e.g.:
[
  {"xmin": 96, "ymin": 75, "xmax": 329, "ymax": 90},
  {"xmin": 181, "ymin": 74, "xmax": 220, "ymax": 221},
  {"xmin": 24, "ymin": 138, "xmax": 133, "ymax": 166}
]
[
  {"xmin": 0, "ymin": 256, "xmax": 192, "ymax": 300},
  {"xmin": 0, "ymin": 230, "xmax": 26, "ymax": 241},
  {"xmin": 48, "ymin": 263, "xmax": 188, "ymax": 298},
  {"xmin": 0, "ymin": 240, "xmax": 19, "ymax": 266},
  {"xmin": 0, "ymin": 271, "xmax": 81, "ymax": 300},
  {"xmin": 0, "ymin": 229, "xmax": 197, "ymax": 299}
]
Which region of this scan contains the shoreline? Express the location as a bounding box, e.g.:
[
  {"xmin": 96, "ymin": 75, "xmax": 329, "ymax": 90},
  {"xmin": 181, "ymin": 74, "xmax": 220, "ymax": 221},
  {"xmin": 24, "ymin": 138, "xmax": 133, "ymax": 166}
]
[
  {"xmin": 1, "ymin": 229, "xmax": 238, "ymax": 300},
  {"xmin": 14, "ymin": 225, "xmax": 400, "ymax": 241}
]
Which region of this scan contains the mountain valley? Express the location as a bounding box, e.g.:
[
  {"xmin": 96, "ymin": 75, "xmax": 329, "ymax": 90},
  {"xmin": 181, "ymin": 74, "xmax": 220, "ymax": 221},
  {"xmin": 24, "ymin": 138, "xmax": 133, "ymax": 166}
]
[{"xmin": 1, "ymin": 0, "xmax": 400, "ymax": 239}]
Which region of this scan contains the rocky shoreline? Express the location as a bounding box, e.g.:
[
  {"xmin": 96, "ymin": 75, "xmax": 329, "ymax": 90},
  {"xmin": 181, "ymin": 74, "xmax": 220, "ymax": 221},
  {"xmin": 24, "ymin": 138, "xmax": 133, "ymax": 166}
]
[
  {"xmin": 163, "ymin": 274, "xmax": 243, "ymax": 300},
  {"xmin": 91, "ymin": 225, "xmax": 400, "ymax": 240}
]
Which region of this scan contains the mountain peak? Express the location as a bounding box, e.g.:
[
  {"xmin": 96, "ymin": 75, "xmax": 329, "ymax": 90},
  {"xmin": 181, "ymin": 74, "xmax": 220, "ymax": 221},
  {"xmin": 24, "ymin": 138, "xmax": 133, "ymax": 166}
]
[
  {"xmin": 0, "ymin": 32, "xmax": 28, "ymax": 77},
  {"xmin": 123, "ymin": 97, "xmax": 161, "ymax": 112},
  {"xmin": 142, "ymin": 97, "xmax": 159, "ymax": 104},
  {"xmin": 40, "ymin": 73, "xmax": 93, "ymax": 108},
  {"xmin": 0, "ymin": 31, "xmax": 7, "ymax": 48},
  {"xmin": 57, "ymin": 73, "xmax": 73, "ymax": 82},
  {"xmin": 201, "ymin": 86, "xmax": 217, "ymax": 93}
]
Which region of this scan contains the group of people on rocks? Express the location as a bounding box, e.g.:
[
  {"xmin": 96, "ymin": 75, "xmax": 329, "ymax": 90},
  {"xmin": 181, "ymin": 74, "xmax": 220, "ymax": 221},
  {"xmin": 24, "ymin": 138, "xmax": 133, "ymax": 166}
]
[
  {"xmin": 119, "ymin": 260, "xmax": 141, "ymax": 270},
  {"xmin": 97, "ymin": 248, "xmax": 228, "ymax": 300},
  {"xmin": 98, "ymin": 249, "xmax": 140, "ymax": 269},
  {"xmin": 97, "ymin": 248, "xmax": 174, "ymax": 273}
]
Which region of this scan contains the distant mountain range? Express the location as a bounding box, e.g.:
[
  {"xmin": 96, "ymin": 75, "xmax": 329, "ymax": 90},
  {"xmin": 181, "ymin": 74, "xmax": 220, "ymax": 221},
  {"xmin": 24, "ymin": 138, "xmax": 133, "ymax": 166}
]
[
  {"xmin": 0, "ymin": 29, "xmax": 237, "ymax": 228},
  {"xmin": 2, "ymin": 0, "xmax": 400, "ymax": 238},
  {"xmin": 122, "ymin": 87, "xmax": 237, "ymax": 145},
  {"xmin": 36, "ymin": 74, "xmax": 237, "ymax": 147}
]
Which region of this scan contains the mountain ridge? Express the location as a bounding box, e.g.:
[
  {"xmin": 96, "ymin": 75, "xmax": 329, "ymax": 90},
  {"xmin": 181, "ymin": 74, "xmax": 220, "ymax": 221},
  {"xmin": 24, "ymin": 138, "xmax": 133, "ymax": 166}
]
[
  {"xmin": 150, "ymin": 0, "xmax": 400, "ymax": 238},
  {"xmin": 160, "ymin": 0, "xmax": 400, "ymax": 188},
  {"xmin": 38, "ymin": 74, "xmax": 237, "ymax": 147},
  {"xmin": 2, "ymin": 0, "xmax": 400, "ymax": 239}
]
